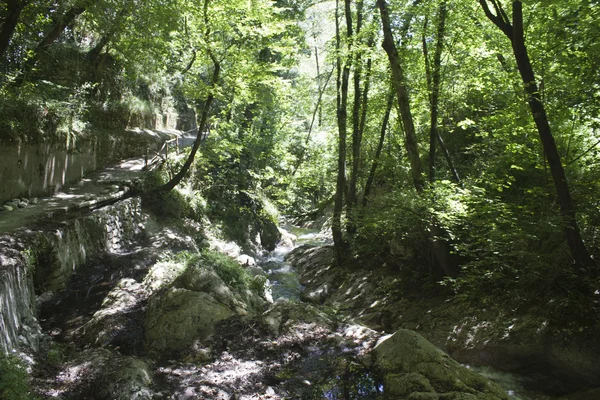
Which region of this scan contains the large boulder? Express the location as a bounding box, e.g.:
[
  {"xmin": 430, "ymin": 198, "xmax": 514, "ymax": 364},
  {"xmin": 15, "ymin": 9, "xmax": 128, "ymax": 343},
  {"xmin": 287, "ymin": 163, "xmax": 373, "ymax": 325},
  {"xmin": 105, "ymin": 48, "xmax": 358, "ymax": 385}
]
[
  {"xmin": 58, "ymin": 348, "xmax": 153, "ymax": 400},
  {"xmin": 81, "ymin": 278, "xmax": 145, "ymax": 351},
  {"xmin": 373, "ymin": 329, "xmax": 509, "ymax": 400},
  {"xmin": 144, "ymin": 288, "xmax": 234, "ymax": 353}
]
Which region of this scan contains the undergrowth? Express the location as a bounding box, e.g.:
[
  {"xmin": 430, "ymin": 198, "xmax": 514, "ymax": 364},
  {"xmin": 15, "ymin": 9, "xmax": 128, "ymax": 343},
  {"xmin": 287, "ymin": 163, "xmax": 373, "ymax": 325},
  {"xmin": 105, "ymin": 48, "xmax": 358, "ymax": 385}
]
[{"xmin": 0, "ymin": 353, "xmax": 38, "ymax": 400}]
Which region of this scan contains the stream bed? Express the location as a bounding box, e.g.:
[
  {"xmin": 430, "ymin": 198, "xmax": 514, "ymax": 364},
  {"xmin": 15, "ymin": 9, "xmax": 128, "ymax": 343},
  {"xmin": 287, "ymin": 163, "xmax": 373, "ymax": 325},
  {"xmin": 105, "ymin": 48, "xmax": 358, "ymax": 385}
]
[{"xmin": 30, "ymin": 222, "xmax": 574, "ymax": 399}]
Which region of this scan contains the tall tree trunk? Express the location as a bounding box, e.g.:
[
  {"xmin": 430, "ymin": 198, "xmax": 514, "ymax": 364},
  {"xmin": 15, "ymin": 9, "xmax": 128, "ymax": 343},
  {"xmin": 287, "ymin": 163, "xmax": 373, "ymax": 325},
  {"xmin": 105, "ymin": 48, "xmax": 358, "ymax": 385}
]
[
  {"xmin": 332, "ymin": 0, "xmax": 352, "ymax": 265},
  {"xmin": 377, "ymin": 0, "xmax": 424, "ymax": 192},
  {"xmin": 0, "ymin": 0, "xmax": 25, "ymax": 61},
  {"xmin": 363, "ymin": 90, "xmax": 394, "ymax": 207},
  {"xmin": 423, "ymin": 1, "xmax": 447, "ymax": 183},
  {"xmin": 479, "ymin": 0, "xmax": 592, "ymax": 268},
  {"xmin": 314, "ymin": 44, "xmax": 323, "ymax": 127},
  {"xmin": 157, "ymin": 60, "xmax": 220, "ymax": 193},
  {"xmin": 437, "ymin": 130, "xmax": 461, "ymax": 183},
  {"xmin": 378, "ymin": 0, "xmax": 459, "ymax": 277},
  {"xmin": 347, "ymin": 0, "xmax": 365, "ymax": 235}
]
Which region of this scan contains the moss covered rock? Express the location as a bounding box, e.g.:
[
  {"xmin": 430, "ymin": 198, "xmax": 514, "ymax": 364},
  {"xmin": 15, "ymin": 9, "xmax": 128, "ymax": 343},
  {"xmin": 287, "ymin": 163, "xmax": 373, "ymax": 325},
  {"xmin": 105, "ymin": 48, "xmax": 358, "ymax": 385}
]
[
  {"xmin": 374, "ymin": 329, "xmax": 509, "ymax": 399},
  {"xmin": 144, "ymin": 288, "xmax": 233, "ymax": 353}
]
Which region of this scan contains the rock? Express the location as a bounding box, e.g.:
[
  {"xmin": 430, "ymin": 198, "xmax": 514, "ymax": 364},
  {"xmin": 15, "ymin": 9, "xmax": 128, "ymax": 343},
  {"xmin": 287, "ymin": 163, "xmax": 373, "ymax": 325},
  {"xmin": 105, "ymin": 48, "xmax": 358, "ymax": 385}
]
[
  {"xmin": 175, "ymin": 262, "xmax": 264, "ymax": 313},
  {"xmin": 261, "ymin": 300, "xmax": 335, "ymax": 336},
  {"xmin": 82, "ymin": 279, "xmax": 145, "ymax": 350},
  {"xmin": 30, "ymin": 198, "xmax": 39, "ymax": 205},
  {"xmin": 20, "ymin": 198, "xmax": 29, "ymax": 205},
  {"xmin": 61, "ymin": 348, "xmax": 153, "ymax": 400},
  {"xmin": 142, "ymin": 259, "xmax": 187, "ymax": 295},
  {"xmin": 278, "ymin": 228, "xmax": 296, "ymax": 248},
  {"xmin": 2, "ymin": 205, "xmax": 14, "ymax": 212},
  {"xmin": 259, "ymin": 219, "xmax": 281, "ymax": 251},
  {"xmin": 300, "ymin": 282, "xmax": 330, "ymax": 304},
  {"xmin": 144, "ymin": 288, "xmax": 234, "ymax": 353},
  {"xmin": 373, "ymin": 329, "xmax": 509, "ymax": 400},
  {"xmin": 17, "ymin": 201, "xmax": 27, "ymax": 208},
  {"xmin": 246, "ymin": 266, "xmax": 267, "ymax": 277},
  {"xmin": 236, "ymin": 254, "xmax": 256, "ymax": 266}
]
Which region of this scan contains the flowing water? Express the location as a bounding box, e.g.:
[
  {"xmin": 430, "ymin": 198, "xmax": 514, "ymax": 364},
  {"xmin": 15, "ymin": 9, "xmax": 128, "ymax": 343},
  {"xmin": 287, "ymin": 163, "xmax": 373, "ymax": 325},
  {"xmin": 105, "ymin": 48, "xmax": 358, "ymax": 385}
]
[{"xmin": 258, "ymin": 227, "xmax": 563, "ymax": 400}]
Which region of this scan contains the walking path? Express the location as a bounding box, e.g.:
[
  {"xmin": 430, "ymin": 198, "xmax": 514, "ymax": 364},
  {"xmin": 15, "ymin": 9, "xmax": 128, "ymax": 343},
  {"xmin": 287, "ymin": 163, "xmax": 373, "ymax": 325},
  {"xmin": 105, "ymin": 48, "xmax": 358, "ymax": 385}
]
[{"xmin": 0, "ymin": 130, "xmax": 197, "ymax": 234}]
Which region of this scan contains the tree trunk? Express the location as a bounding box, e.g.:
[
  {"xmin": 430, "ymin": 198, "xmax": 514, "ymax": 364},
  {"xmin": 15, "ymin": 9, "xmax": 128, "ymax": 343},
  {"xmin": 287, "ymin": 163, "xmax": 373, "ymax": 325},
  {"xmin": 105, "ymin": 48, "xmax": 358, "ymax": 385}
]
[
  {"xmin": 378, "ymin": 0, "xmax": 459, "ymax": 277},
  {"xmin": 16, "ymin": 0, "xmax": 93, "ymax": 84},
  {"xmin": 347, "ymin": 0, "xmax": 365, "ymax": 235},
  {"xmin": 377, "ymin": 0, "xmax": 424, "ymax": 192},
  {"xmin": 332, "ymin": 0, "xmax": 351, "ymax": 265},
  {"xmin": 0, "ymin": 0, "xmax": 25, "ymax": 61},
  {"xmin": 157, "ymin": 61, "xmax": 220, "ymax": 193},
  {"xmin": 363, "ymin": 90, "xmax": 394, "ymax": 207},
  {"xmin": 424, "ymin": 1, "xmax": 447, "ymax": 183},
  {"xmin": 479, "ymin": 0, "xmax": 592, "ymax": 268}
]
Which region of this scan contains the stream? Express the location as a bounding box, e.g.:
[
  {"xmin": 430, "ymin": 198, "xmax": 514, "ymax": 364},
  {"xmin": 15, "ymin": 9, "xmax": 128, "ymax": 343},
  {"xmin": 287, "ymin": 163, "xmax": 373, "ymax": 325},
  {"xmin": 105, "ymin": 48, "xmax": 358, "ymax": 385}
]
[{"xmin": 32, "ymin": 222, "xmax": 566, "ymax": 399}]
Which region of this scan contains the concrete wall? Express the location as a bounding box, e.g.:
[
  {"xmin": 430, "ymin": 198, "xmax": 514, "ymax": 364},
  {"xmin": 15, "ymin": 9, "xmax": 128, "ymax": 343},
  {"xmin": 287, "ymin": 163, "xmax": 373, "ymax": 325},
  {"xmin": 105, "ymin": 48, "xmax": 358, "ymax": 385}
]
[{"xmin": 0, "ymin": 129, "xmax": 173, "ymax": 205}]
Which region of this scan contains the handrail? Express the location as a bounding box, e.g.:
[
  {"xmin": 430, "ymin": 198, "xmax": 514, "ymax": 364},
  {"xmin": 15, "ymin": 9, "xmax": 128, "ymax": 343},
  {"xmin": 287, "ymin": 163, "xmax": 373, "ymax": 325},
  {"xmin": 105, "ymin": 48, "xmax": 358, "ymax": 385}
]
[{"xmin": 144, "ymin": 127, "xmax": 198, "ymax": 168}]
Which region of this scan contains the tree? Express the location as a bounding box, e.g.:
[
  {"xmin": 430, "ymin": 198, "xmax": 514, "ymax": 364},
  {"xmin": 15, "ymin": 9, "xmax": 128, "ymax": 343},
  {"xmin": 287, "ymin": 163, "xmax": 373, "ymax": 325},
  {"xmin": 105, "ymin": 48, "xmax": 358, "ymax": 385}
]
[
  {"xmin": 0, "ymin": 0, "xmax": 27, "ymax": 60},
  {"xmin": 478, "ymin": 0, "xmax": 592, "ymax": 268},
  {"xmin": 332, "ymin": 0, "xmax": 352, "ymax": 264},
  {"xmin": 376, "ymin": 0, "xmax": 424, "ymax": 192}
]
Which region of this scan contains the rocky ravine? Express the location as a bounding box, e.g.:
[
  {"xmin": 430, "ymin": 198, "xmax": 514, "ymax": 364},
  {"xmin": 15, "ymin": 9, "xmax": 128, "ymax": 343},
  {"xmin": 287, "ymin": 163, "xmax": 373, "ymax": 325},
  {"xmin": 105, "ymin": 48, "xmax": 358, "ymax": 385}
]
[
  {"xmin": 2, "ymin": 206, "xmax": 520, "ymax": 399},
  {"xmin": 287, "ymin": 244, "xmax": 600, "ymax": 400}
]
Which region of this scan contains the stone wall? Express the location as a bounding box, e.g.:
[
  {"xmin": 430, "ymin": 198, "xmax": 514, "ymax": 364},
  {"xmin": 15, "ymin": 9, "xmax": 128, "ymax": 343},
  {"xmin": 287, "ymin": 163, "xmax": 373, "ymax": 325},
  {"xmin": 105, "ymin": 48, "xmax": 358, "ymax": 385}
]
[
  {"xmin": 0, "ymin": 197, "xmax": 146, "ymax": 353},
  {"xmin": 0, "ymin": 235, "xmax": 39, "ymax": 354},
  {"xmin": 34, "ymin": 197, "xmax": 146, "ymax": 292}
]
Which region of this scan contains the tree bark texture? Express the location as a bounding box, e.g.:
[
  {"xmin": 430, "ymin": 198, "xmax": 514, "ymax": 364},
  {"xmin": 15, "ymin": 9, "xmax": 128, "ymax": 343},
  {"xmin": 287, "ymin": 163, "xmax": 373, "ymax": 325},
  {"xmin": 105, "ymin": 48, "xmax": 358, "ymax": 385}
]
[{"xmin": 158, "ymin": 61, "xmax": 220, "ymax": 193}]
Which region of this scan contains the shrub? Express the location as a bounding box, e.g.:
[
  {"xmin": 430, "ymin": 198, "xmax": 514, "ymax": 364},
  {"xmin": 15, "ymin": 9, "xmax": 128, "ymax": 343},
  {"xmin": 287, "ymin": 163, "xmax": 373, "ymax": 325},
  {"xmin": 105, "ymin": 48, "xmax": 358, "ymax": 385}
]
[{"xmin": 0, "ymin": 353, "xmax": 37, "ymax": 400}]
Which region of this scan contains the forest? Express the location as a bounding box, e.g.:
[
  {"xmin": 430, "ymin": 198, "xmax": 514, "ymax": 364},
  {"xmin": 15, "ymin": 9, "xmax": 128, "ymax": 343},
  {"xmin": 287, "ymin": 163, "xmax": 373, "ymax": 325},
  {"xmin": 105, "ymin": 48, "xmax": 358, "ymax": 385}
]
[{"xmin": 0, "ymin": 0, "xmax": 599, "ymax": 399}]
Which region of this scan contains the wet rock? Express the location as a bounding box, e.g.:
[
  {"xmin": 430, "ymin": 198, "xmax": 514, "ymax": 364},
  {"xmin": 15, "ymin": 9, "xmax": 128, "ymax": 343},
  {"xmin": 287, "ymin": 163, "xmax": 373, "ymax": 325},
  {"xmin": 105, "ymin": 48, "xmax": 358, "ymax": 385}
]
[
  {"xmin": 259, "ymin": 219, "xmax": 281, "ymax": 251},
  {"xmin": 278, "ymin": 228, "xmax": 296, "ymax": 248},
  {"xmin": 373, "ymin": 329, "xmax": 509, "ymax": 399},
  {"xmin": 2, "ymin": 205, "xmax": 14, "ymax": 212},
  {"xmin": 17, "ymin": 201, "xmax": 28, "ymax": 208},
  {"xmin": 30, "ymin": 197, "xmax": 39, "ymax": 205},
  {"xmin": 261, "ymin": 300, "xmax": 335, "ymax": 336},
  {"xmin": 144, "ymin": 288, "xmax": 234, "ymax": 353}
]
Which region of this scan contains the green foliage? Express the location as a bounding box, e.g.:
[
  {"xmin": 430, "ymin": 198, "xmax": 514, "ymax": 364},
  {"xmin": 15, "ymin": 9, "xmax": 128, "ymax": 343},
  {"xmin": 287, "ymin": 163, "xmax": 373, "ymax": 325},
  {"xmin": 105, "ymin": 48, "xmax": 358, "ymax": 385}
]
[
  {"xmin": 0, "ymin": 353, "xmax": 37, "ymax": 400},
  {"xmin": 176, "ymin": 250, "xmax": 266, "ymax": 295},
  {"xmin": 142, "ymin": 168, "xmax": 192, "ymax": 220}
]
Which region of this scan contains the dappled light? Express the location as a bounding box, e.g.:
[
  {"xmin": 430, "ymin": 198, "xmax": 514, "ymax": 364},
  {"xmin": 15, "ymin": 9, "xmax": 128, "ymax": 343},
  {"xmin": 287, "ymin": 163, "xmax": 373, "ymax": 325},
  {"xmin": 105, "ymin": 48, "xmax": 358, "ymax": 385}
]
[{"xmin": 1, "ymin": 0, "xmax": 599, "ymax": 399}]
